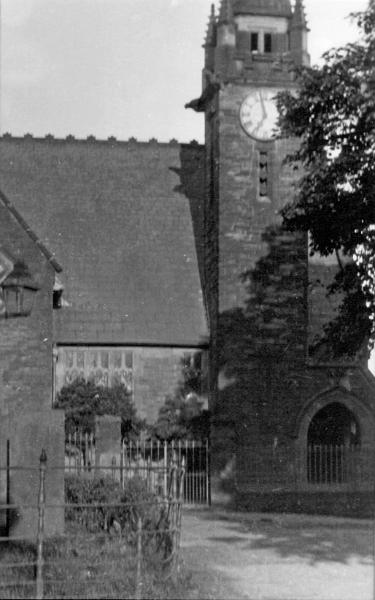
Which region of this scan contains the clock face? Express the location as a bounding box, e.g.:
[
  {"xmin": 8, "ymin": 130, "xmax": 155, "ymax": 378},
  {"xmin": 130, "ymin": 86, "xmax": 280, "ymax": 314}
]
[{"xmin": 239, "ymin": 89, "xmax": 280, "ymax": 141}]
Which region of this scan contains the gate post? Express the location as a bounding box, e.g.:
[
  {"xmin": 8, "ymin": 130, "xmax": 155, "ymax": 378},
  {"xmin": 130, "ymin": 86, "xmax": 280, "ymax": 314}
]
[
  {"xmin": 95, "ymin": 415, "xmax": 121, "ymax": 479},
  {"xmin": 206, "ymin": 438, "xmax": 211, "ymax": 506},
  {"xmin": 36, "ymin": 449, "xmax": 47, "ymax": 600}
]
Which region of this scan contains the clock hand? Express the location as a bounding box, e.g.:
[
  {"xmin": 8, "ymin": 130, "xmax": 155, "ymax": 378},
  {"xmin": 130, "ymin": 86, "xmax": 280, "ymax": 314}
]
[
  {"xmin": 251, "ymin": 94, "xmax": 268, "ymax": 138},
  {"xmin": 260, "ymin": 93, "xmax": 267, "ymax": 120}
]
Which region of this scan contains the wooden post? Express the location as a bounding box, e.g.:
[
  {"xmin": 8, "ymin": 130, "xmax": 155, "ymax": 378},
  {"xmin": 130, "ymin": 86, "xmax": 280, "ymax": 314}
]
[
  {"xmin": 36, "ymin": 449, "xmax": 47, "ymax": 600},
  {"xmin": 135, "ymin": 517, "xmax": 143, "ymax": 600}
]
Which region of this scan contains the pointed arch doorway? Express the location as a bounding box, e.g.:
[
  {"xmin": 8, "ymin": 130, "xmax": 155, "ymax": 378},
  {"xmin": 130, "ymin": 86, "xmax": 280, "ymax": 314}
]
[
  {"xmin": 296, "ymin": 389, "xmax": 374, "ymax": 489},
  {"xmin": 307, "ymin": 402, "xmax": 360, "ymax": 484}
]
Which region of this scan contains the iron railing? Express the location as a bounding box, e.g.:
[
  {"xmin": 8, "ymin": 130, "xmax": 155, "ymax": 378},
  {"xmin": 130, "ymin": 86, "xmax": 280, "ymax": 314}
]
[
  {"xmin": 0, "ymin": 448, "xmax": 185, "ymax": 599},
  {"xmin": 307, "ymin": 444, "xmax": 362, "ymax": 485},
  {"xmin": 64, "ymin": 434, "xmax": 210, "ymax": 505}
]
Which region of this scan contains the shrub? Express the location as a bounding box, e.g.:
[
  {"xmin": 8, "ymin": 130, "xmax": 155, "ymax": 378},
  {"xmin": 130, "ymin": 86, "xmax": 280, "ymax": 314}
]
[
  {"xmin": 56, "ymin": 379, "xmax": 144, "ymax": 439},
  {"xmin": 151, "ymin": 352, "xmax": 210, "ymax": 441},
  {"xmin": 64, "ymin": 475, "xmax": 172, "ymax": 557},
  {"xmin": 65, "ymin": 474, "xmax": 122, "ymax": 532},
  {"xmin": 152, "ymin": 393, "xmax": 209, "ymax": 441},
  {"xmin": 120, "ymin": 477, "xmax": 173, "ymax": 561}
]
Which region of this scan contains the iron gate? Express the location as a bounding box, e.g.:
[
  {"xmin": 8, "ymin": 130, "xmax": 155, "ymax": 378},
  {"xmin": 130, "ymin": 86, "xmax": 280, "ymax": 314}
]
[{"xmin": 65, "ymin": 434, "xmax": 210, "ymax": 505}]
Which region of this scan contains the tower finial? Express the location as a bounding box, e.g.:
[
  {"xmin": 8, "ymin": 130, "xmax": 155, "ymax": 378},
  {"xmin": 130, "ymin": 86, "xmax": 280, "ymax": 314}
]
[
  {"xmin": 292, "ymin": 0, "xmax": 308, "ymax": 29},
  {"xmin": 290, "ymin": 0, "xmax": 310, "ymax": 66},
  {"xmin": 218, "ymin": 0, "xmax": 233, "ymax": 25},
  {"xmin": 204, "ymin": 4, "xmax": 217, "ymax": 47}
]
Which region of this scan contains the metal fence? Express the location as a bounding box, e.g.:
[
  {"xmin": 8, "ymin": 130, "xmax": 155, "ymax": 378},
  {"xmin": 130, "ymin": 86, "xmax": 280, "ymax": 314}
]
[
  {"xmin": 307, "ymin": 444, "xmax": 362, "ymax": 485},
  {"xmin": 0, "ymin": 448, "xmax": 185, "ymax": 600},
  {"xmin": 65, "ymin": 434, "xmax": 210, "ymax": 506},
  {"xmin": 235, "ymin": 442, "xmax": 372, "ymax": 491},
  {"xmin": 121, "ymin": 440, "xmax": 210, "ymax": 505},
  {"xmin": 65, "ymin": 431, "xmax": 95, "ymax": 473}
]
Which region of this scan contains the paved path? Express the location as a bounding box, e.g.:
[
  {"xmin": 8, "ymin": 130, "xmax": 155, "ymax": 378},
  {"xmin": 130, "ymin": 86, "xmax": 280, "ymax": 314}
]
[{"xmin": 181, "ymin": 509, "xmax": 374, "ymax": 600}]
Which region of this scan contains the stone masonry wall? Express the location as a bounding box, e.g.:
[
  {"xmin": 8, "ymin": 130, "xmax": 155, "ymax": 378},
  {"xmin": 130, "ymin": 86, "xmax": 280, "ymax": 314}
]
[
  {"xmin": 134, "ymin": 347, "xmax": 204, "ymax": 423},
  {"xmin": 217, "ymin": 84, "xmax": 300, "ymax": 315},
  {"xmin": 0, "ymin": 203, "xmax": 64, "ymax": 537},
  {"xmin": 209, "ymin": 83, "xmax": 307, "ymax": 482},
  {"xmin": 207, "ymin": 83, "xmax": 375, "ymax": 514}
]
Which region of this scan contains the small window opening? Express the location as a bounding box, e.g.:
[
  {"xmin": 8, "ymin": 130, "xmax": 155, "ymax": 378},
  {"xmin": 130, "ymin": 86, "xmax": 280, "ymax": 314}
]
[
  {"xmin": 264, "ymin": 33, "xmax": 272, "ymax": 53},
  {"xmin": 259, "ymin": 151, "xmax": 270, "ymax": 200},
  {"xmin": 53, "ymin": 289, "xmax": 63, "ymax": 309},
  {"xmin": 53, "ymin": 274, "xmax": 64, "ymax": 309},
  {"xmin": 251, "ymin": 33, "xmax": 259, "ymax": 53}
]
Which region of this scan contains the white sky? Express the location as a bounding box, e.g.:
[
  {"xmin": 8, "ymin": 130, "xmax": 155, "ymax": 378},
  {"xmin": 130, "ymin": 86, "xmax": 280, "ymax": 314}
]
[{"xmin": 0, "ymin": 0, "xmax": 368, "ymax": 142}]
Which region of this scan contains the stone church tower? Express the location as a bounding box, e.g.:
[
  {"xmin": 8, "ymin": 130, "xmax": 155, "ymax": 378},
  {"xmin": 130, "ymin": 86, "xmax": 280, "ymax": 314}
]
[{"xmin": 188, "ymin": 0, "xmax": 375, "ymax": 516}]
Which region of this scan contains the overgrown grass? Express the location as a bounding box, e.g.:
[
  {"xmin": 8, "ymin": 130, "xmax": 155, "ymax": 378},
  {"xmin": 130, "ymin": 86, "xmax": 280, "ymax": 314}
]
[
  {"xmin": 0, "ymin": 475, "xmax": 189, "ymax": 599},
  {"xmin": 0, "ymin": 528, "xmax": 190, "ymax": 599}
]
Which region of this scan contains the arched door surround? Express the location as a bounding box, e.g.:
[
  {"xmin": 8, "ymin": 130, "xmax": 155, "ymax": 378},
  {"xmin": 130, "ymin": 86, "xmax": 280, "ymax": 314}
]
[{"xmin": 295, "ymin": 388, "xmax": 374, "ymax": 487}]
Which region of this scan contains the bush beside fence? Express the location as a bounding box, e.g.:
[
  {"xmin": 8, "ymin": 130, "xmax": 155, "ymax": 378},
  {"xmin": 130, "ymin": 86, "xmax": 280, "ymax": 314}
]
[
  {"xmin": 65, "ymin": 434, "xmax": 210, "ymax": 506},
  {"xmin": 0, "ymin": 450, "xmax": 185, "ymax": 599}
]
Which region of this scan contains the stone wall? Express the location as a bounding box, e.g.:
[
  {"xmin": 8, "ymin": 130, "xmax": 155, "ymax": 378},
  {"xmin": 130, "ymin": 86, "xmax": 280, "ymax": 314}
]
[
  {"xmin": 205, "ymin": 81, "xmax": 375, "ymax": 515},
  {"xmin": 0, "ymin": 202, "xmax": 64, "ymax": 537},
  {"xmin": 212, "ymin": 361, "xmax": 375, "ymax": 516}
]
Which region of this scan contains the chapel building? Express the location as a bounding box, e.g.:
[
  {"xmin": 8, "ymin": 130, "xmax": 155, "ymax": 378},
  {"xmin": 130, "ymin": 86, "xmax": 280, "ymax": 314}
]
[{"xmin": 0, "ymin": 0, "xmax": 374, "ymax": 517}]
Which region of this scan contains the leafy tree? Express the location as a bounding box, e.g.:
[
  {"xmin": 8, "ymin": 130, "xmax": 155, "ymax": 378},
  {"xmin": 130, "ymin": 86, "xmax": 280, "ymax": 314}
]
[
  {"xmin": 152, "ymin": 353, "xmax": 209, "ymax": 440},
  {"xmin": 152, "ymin": 393, "xmax": 209, "ymax": 441},
  {"xmin": 277, "ymin": 1, "xmax": 375, "ymax": 357},
  {"xmin": 55, "ymin": 379, "xmax": 143, "ymax": 439}
]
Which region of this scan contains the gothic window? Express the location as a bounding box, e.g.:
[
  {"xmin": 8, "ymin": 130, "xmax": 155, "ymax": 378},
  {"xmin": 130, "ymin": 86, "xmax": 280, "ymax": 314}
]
[
  {"xmin": 251, "ymin": 33, "xmax": 259, "ymax": 53},
  {"xmin": 76, "ymin": 351, "xmax": 85, "ymax": 369},
  {"xmin": 65, "ymin": 350, "xmax": 74, "ymax": 369},
  {"xmin": 113, "ymin": 351, "xmax": 122, "ymax": 369},
  {"xmin": 125, "ymin": 351, "xmax": 133, "ymax": 369},
  {"xmin": 264, "ymin": 33, "xmax": 272, "ymax": 53},
  {"xmin": 100, "ymin": 351, "xmax": 109, "ymax": 369},
  {"xmin": 250, "ymin": 32, "xmax": 273, "ymax": 54},
  {"xmin": 56, "ymin": 347, "xmax": 134, "ymax": 396},
  {"xmin": 89, "ymin": 351, "xmax": 98, "ymax": 369}
]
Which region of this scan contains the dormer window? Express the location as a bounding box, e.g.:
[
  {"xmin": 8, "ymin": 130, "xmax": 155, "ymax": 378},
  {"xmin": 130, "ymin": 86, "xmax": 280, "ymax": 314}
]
[
  {"xmin": 251, "ymin": 33, "xmax": 259, "ymax": 53},
  {"xmin": 264, "ymin": 33, "xmax": 272, "ymax": 53}
]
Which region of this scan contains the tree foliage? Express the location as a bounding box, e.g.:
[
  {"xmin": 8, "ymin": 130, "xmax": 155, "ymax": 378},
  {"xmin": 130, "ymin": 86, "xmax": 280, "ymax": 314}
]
[
  {"xmin": 56, "ymin": 379, "xmax": 143, "ymax": 439},
  {"xmin": 152, "ymin": 353, "xmax": 209, "ymax": 440},
  {"xmin": 277, "ymin": 1, "xmax": 375, "ymax": 357}
]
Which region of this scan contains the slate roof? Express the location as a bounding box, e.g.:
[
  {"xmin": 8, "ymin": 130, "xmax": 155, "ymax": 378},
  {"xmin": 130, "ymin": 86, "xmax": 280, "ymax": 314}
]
[
  {"xmin": 0, "ymin": 188, "xmax": 62, "ymax": 273},
  {"xmin": 0, "ymin": 136, "xmax": 208, "ymax": 347}
]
